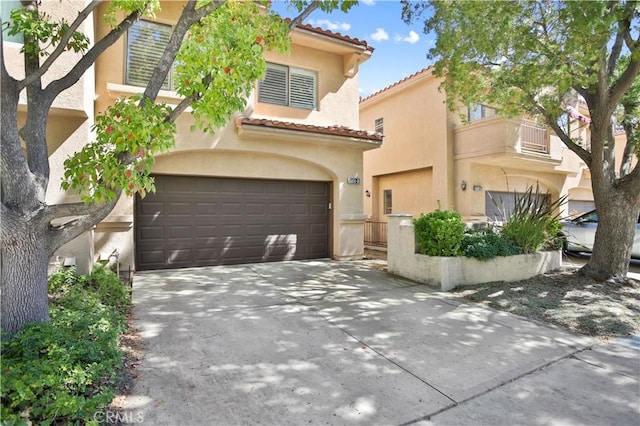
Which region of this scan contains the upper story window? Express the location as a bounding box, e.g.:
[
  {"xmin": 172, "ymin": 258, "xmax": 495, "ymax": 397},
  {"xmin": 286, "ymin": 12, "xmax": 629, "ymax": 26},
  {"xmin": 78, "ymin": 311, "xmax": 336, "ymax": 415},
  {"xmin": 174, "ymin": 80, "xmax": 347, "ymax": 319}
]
[
  {"xmin": 258, "ymin": 63, "xmax": 317, "ymax": 110},
  {"xmin": 467, "ymin": 104, "xmax": 496, "ymax": 122},
  {"xmin": 1, "ymin": 1, "xmax": 24, "ymax": 44},
  {"xmin": 126, "ymin": 20, "xmax": 173, "ymax": 90},
  {"xmin": 375, "ymin": 117, "xmax": 384, "ymax": 134}
]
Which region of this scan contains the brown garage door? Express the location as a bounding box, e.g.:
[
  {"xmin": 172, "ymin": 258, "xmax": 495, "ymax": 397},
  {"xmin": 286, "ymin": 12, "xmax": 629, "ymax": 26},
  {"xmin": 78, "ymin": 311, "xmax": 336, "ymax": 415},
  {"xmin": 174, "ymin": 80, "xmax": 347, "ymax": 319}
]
[{"xmin": 135, "ymin": 176, "xmax": 330, "ymax": 270}]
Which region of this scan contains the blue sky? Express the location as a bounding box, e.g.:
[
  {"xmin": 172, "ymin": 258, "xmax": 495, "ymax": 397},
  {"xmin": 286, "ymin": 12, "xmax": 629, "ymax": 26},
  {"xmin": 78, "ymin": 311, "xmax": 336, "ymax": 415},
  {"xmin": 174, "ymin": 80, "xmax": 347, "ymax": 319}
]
[{"xmin": 270, "ymin": 0, "xmax": 435, "ymax": 98}]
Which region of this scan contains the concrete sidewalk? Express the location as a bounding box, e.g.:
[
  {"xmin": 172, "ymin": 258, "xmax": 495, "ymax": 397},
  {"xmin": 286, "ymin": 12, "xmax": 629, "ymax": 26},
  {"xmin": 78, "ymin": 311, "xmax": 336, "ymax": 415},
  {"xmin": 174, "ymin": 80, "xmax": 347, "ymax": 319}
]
[{"xmin": 122, "ymin": 260, "xmax": 639, "ymax": 425}]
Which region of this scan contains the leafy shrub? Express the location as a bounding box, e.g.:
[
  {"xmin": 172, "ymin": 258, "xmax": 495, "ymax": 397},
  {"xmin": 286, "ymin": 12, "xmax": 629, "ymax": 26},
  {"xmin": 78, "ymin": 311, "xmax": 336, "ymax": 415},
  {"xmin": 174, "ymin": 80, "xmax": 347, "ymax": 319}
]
[
  {"xmin": 89, "ymin": 264, "xmax": 130, "ymax": 313},
  {"xmin": 48, "ymin": 266, "xmax": 87, "ymax": 294},
  {"xmin": 414, "ymin": 208, "xmax": 465, "ymax": 256},
  {"xmin": 1, "ymin": 271, "xmax": 129, "ymax": 425},
  {"xmin": 462, "ymin": 231, "xmax": 521, "ymax": 260},
  {"xmin": 49, "ymin": 264, "xmax": 130, "ymax": 313}
]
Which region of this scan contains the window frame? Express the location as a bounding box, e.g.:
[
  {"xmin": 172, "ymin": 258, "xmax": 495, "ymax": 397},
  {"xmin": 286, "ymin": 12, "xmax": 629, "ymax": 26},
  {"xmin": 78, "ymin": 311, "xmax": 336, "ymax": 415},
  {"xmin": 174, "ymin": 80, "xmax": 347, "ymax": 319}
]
[
  {"xmin": 125, "ymin": 19, "xmax": 174, "ymax": 90},
  {"xmin": 375, "ymin": 117, "xmax": 384, "ymax": 134},
  {"xmin": 467, "ymin": 104, "xmax": 497, "ymax": 122},
  {"xmin": 258, "ymin": 62, "xmax": 317, "ymax": 110},
  {"xmin": 383, "ymin": 189, "xmax": 393, "ymax": 215}
]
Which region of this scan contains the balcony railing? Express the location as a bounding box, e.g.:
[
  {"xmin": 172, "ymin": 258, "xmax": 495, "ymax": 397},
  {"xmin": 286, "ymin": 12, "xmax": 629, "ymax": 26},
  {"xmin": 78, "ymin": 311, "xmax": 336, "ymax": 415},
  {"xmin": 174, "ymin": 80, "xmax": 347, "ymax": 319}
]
[
  {"xmin": 520, "ymin": 119, "xmax": 548, "ymax": 154},
  {"xmin": 364, "ymin": 221, "xmax": 387, "ymax": 247}
]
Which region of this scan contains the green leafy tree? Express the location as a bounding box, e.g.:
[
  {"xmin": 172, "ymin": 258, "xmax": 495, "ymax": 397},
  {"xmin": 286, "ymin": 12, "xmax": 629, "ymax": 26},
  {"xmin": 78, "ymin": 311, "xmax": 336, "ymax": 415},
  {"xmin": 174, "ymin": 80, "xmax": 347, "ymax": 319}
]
[
  {"xmin": 402, "ymin": 0, "xmax": 640, "ymax": 281},
  {"xmin": 0, "ymin": 0, "xmax": 357, "ymax": 337}
]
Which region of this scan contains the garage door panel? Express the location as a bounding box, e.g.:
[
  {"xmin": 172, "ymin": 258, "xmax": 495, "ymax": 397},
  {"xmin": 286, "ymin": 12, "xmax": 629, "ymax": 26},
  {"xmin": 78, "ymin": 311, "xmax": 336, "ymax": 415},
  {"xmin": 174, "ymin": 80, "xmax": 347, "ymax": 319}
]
[
  {"xmin": 310, "ymin": 223, "xmax": 328, "ymax": 234},
  {"xmin": 310, "ymin": 204, "xmax": 327, "ymax": 215},
  {"xmin": 267, "ymin": 204, "xmax": 287, "ymax": 215},
  {"xmin": 246, "ymin": 203, "xmax": 266, "ymax": 215},
  {"xmin": 139, "ymin": 226, "xmax": 164, "ymax": 240},
  {"xmin": 194, "ymin": 225, "xmax": 218, "ymax": 237},
  {"xmin": 167, "ymin": 202, "xmax": 193, "ymax": 215},
  {"xmin": 139, "ymin": 202, "xmax": 164, "ymax": 216},
  {"xmin": 136, "ymin": 176, "xmax": 330, "ymax": 270},
  {"xmin": 166, "ymin": 225, "xmax": 191, "ymax": 239}
]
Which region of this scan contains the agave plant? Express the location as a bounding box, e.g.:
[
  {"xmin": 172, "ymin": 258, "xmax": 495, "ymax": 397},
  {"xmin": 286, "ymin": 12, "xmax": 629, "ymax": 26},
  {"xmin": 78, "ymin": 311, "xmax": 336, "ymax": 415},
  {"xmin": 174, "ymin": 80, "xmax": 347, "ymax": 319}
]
[{"xmin": 490, "ymin": 184, "xmax": 567, "ymax": 253}]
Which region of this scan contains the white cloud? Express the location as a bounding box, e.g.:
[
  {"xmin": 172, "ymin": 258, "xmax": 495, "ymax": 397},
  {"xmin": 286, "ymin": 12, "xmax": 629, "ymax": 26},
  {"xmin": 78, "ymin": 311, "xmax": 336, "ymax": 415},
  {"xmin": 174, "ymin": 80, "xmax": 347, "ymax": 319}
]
[
  {"xmin": 361, "ymin": 0, "xmax": 376, "ymax": 5},
  {"xmin": 308, "ymin": 19, "xmax": 351, "ymax": 32},
  {"xmin": 395, "ymin": 30, "xmax": 420, "ymax": 44},
  {"xmin": 370, "ymin": 28, "xmax": 389, "ymax": 42}
]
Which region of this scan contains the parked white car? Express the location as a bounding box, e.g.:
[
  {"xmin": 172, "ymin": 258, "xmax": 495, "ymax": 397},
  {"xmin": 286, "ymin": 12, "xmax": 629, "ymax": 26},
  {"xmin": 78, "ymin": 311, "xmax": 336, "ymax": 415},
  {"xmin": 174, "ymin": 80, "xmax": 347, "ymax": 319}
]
[{"xmin": 559, "ymin": 210, "xmax": 640, "ymax": 259}]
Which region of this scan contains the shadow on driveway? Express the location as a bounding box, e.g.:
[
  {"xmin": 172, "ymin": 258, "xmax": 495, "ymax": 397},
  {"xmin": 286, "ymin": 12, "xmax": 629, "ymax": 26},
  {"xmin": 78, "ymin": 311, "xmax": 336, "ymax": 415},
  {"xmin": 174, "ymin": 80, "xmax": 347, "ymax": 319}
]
[{"xmin": 121, "ymin": 260, "xmax": 638, "ymax": 425}]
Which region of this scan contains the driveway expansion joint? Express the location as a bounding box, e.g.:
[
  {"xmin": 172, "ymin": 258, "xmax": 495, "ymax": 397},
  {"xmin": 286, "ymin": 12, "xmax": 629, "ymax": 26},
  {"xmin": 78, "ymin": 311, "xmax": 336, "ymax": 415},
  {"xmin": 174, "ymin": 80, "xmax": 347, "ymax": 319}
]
[{"xmin": 400, "ymin": 345, "xmax": 595, "ymax": 425}]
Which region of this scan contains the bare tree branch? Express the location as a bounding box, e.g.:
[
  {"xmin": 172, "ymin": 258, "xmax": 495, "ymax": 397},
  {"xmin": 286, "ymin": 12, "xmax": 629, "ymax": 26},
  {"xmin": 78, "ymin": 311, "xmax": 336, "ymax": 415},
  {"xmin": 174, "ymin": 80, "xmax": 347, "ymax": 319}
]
[
  {"xmin": 288, "ymin": 1, "xmax": 320, "ymax": 30},
  {"xmin": 537, "ymin": 103, "xmax": 592, "ymax": 167},
  {"xmin": 608, "ymin": 48, "xmax": 640, "ymax": 111},
  {"xmin": 44, "ymin": 10, "xmax": 143, "ymax": 101},
  {"xmin": 18, "ymin": 1, "xmax": 101, "ymax": 91},
  {"xmin": 45, "ymin": 192, "xmax": 120, "ymax": 254},
  {"xmin": 42, "ymin": 201, "xmax": 101, "ymax": 222},
  {"xmin": 141, "ymin": 0, "xmax": 224, "ymax": 104}
]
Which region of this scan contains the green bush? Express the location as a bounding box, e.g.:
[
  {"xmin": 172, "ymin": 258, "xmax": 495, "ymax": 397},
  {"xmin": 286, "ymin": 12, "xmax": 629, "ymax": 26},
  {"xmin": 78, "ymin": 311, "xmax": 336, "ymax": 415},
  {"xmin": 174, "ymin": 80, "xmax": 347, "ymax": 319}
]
[
  {"xmin": 461, "ymin": 231, "xmax": 521, "ymax": 260},
  {"xmin": 1, "ymin": 269, "xmax": 129, "ymax": 425},
  {"xmin": 89, "ymin": 264, "xmax": 130, "ymax": 313},
  {"xmin": 414, "ymin": 208, "xmax": 465, "ymax": 256},
  {"xmin": 48, "ymin": 266, "xmax": 87, "ymax": 294},
  {"xmin": 49, "ymin": 264, "xmax": 130, "ymax": 313}
]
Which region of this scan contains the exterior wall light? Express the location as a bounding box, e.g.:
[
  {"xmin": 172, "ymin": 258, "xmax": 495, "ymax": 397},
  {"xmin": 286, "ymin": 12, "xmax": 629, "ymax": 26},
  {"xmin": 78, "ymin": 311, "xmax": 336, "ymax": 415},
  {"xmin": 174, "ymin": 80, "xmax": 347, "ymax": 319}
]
[{"xmin": 460, "ymin": 181, "xmax": 467, "ymax": 191}]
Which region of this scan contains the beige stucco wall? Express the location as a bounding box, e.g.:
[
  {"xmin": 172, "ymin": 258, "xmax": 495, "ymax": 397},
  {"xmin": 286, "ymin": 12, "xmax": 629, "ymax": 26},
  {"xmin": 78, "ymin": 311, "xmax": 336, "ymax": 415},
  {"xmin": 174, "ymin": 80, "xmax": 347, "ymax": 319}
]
[
  {"xmin": 361, "ymin": 71, "xmax": 453, "ymax": 220},
  {"xmin": 372, "ymin": 168, "xmax": 434, "ymax": 220}
]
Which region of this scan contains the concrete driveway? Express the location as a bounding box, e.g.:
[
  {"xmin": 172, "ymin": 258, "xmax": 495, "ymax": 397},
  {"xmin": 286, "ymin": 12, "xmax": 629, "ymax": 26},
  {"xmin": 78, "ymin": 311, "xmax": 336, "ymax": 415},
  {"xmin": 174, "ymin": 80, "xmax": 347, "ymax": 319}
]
[{"xmin": 122, "ymin": 260, "xmax": 639, "ymax": 425}]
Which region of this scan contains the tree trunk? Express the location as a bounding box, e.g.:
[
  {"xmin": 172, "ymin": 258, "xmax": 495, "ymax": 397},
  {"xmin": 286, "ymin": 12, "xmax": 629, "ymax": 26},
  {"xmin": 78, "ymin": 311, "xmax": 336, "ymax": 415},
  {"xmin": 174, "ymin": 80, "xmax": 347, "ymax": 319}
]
[
  {"xmin": 581, "ymin": 193, "xmax": 639, "ymax": 281},
  {"xmin": 1, "ymin": 226, "xmax": 51, "ymax": 337}
]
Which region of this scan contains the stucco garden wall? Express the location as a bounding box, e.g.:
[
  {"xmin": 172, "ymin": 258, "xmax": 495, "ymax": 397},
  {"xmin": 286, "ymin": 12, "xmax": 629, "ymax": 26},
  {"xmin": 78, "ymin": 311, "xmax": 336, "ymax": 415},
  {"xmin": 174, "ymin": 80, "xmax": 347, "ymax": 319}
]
[{"xmin": 387, "ymin": 214, "xmax": 561, "ymax": 291}]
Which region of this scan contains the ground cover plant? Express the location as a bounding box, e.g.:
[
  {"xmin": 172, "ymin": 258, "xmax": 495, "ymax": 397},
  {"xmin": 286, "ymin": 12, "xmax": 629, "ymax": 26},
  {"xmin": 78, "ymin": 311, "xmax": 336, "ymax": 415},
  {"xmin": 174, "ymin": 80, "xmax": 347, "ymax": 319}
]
[
  {"xmin": 454, "ymin": 265, "xmax": 640, "ymax": 340},
  {"xmin": 0, "ymin": 266, "xmax": 130, "ymax": 425},
  {"xmin": 461, "ymin": 230, "xmax": 521, "ymax": 261}
]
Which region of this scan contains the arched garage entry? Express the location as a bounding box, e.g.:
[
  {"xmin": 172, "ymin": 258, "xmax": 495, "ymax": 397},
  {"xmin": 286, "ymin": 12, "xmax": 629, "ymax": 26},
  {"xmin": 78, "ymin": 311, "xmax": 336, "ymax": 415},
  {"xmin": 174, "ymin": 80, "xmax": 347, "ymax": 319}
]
[{"xmin": 135, "ymin": 175, "xmax": 330, "ymax": 270}]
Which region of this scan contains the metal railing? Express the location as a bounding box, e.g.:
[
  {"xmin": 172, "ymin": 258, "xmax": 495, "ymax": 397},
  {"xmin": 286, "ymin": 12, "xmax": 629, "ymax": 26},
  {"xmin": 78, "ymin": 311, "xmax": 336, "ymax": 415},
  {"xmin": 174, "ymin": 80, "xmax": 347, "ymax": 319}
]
[
  {"xmin": 364, "ymin": 221, "xmax": 387, "ymax": 247},
  {"xmin": 520, "ymin": 119, "xmax": 549, "ymax": 153}
]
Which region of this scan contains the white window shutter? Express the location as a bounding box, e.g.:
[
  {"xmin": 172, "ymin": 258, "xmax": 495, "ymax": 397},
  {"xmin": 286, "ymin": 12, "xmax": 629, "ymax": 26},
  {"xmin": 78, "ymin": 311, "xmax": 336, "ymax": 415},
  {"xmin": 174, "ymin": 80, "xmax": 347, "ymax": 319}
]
[
  {"xmin": 289, "ymin": 68, "xmax": 316, "ymax": 110},
  {"xmin": 258, "ymin": 64, "xmax": 288, "ymax": 106},
  {"xmin": 126, "ymin": 20, "xmax": 172, "ymax": 90}
]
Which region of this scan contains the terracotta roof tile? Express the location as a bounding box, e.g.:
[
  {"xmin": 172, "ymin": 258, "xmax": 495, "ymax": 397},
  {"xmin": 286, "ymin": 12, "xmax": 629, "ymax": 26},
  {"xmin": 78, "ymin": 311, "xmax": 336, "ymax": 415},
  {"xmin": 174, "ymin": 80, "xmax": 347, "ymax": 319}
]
[
  {"xmin": 237, "ymin": 117, "xmax": 383, "ymax": 142},
  {"xmin": 360, "ymin": 67, "xmax": 435, "ymax": 103},
  {"xmin": 285, "ymin": 18, "xmax": 373, "ymax": 52}
]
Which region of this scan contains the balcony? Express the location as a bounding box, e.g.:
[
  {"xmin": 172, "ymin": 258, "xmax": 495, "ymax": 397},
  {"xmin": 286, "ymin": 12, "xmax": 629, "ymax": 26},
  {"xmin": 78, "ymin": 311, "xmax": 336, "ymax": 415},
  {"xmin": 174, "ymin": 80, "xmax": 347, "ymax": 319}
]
[{"xmin": 453, "ymin": 116, "xmax": 565, "ymax": 171}]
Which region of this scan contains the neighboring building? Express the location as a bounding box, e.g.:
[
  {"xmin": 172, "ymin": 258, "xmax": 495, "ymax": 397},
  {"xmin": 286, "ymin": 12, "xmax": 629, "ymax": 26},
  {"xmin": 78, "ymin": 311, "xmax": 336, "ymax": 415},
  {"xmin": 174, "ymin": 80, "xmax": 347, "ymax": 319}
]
[
  {"xmin": 4, "ymin": 1, "xmax": 381, "ymax": 273},
  {"xmin": 360, "ymin": 67, "xmax": 619, "ymax": 226}
]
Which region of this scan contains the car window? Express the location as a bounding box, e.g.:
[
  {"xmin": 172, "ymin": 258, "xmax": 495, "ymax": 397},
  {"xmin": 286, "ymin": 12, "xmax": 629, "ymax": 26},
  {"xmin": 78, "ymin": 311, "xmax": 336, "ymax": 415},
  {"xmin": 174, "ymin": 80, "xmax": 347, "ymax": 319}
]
[{"xmin": 579, "ymin": 211, "xmax": 598, "ymax": 223}]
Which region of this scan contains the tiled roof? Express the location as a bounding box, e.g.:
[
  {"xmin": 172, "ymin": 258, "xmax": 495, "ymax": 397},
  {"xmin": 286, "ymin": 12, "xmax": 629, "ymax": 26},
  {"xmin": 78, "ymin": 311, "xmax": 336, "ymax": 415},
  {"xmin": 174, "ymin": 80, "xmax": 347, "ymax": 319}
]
[
  {"xmin": 237, "ymin": 118, "xmax": 383, "ymax": 142},
  {"xmin": 360, "ymin": 67, "xmax": 435, "ymax": 103},
  {"xmin": 285, "ymin": 18, "xmax": 373, "ymax": 52}
]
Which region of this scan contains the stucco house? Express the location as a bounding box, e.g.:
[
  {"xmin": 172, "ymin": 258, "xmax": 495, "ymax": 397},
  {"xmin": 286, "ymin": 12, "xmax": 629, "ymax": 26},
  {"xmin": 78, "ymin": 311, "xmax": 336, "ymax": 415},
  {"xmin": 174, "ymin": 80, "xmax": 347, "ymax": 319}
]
[
  {"xmin": 360, "ymin": 67, "xmax": 627, "ymax": 229},
  {"xmin": 3, "ymin": 0, "xmax": 381, "ymax": 273}
]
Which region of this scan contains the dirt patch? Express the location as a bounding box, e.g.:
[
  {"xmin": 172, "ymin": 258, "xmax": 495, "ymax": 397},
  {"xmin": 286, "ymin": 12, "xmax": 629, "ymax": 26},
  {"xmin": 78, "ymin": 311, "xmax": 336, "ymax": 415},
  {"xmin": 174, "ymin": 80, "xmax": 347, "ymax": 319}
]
[
  {"xmin": 109, "ymin": 311, "xmax": 146, "ymax": 414},
  {"xmin": 453, "ymin": 269, "xmax": 640, "ymax": 341}
]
